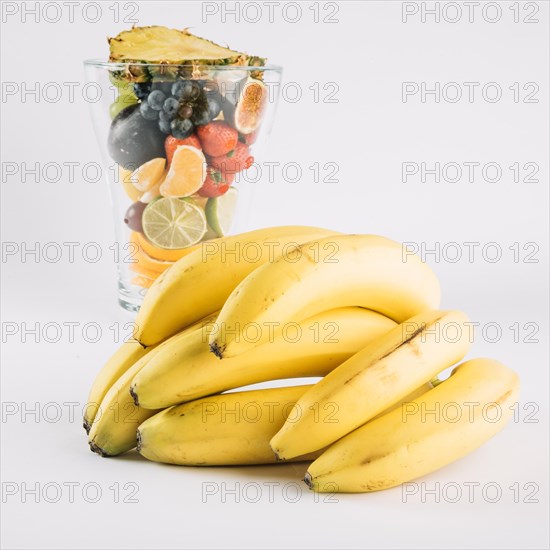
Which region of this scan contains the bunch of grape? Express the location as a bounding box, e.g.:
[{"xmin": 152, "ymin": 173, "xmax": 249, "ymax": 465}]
[{"xmin": 134, "ymin": 80, "xmax": 222, "ymax": 139}]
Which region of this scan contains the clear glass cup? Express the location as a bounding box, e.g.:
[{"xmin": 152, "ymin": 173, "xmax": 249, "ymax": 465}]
[{"xmin": 84, "ymin": 61, "xmax": 282, "ymax": 312}]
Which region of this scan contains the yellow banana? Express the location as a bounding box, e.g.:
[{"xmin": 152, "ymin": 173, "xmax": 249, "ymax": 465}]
[
  {"xmin": 137, "ymin": 385, "xmax": 317, "ymax": 466},
  {"xmin": 209, "ymin": 234, "xmax": 441, "ymax": 358},
  {"xmin": 88, "ymin": 314, "xmax": 216, "ymax": 456},
  {"xmin": 83, "ymin": 341, "xmax": 152, "ymax": 433},
  {"xmin": 134, "ymin": 225, "xmax": 337, "ymax": 347},
  {"xmin": 131, "ymin": 308, "xmax": 397, "ymax": 409},
  {"xmin": 136, "ymin": 382, "xmax": 434, "ymax": 466},
  {"xmin": 270, "ymin": 310, "xmax": 471, "ymax": 459},
  {"xmin": 305, "ymin": 358, "xmax": 520, "ymax": 493}
]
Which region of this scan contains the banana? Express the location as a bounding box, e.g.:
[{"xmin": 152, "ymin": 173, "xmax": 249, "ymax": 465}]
[
  {"xmin": 131, "ymin": 308, "xmax": 397, "ymax": 409},
  {"xmin": 134, "ymin": 225, "xmax": 337, "ymax": 347},
  {"xmin": 270, "ymin": 310, "xmax": 472, "ymax": 459},
  {"xmin": 137, "ymin": 385, "xmax": 318, "ymax": 466},
  {"xmin": 88, "ymin": 314, "xmax": 216, "ymax": 456},
  {"xmin": 209, "ymin": 234, "xmax": 441, "ymax": 358},
  {"xmin": 83, "ymin": 341, "xmax": 152, "ymax": 433},
  {"xmin": 305, "ymin": 358, "xmax": 520, "ymax": 493},
  {"xmin": 137, "ymin": 382, "xmax": 434, "ymax": 466}
]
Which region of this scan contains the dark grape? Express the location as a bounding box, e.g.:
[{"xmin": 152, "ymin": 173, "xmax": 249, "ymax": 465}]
[
  {"xmin": 159, "ymin": 110, "xmax": 172, "ymax": 122},
  {"xmin": 192, "ymin": 107, "xmax": 211, "ymax": 126},
  {"xmin": 140, "ymin": 101, "xmax": 159, "ymax": 120},
  {"xmin": 171, "ymin": 80, "xmax": 187, "ymax": 99},
  {"xmin": 206, "ymin": 96, "xmax": 221, "ymax": 119},
  {"xmin": 184, "ymin": 81, "xmax": 202, "ymax": 100},
  {"xmin": 147, "ymin": 90, "xmax": 166, "ymax": 110},
  {"xmin": 178, "ymin": 104, "xmax": 193, "ymax": 119},
  {"xmin": 153, "ymin": 81, "xmax": 174, "ymax": 95},
  {"xmin": 133, "ymin": 82, "xmax": 152, "ymax": 100},
  {"xmin": 171, "ymin": 118, "xmax": 194, "ymax": 139},
  {"xmin": 163, "ymin": 97, "xmax": 179, "ymax": 116},
  {"xmin": 158, "ymin": 117, "xmax": 172, "ymax": 134},
  {"xmin": 123, "ymin": 201, "xmax": 147, "ymax": 232}
]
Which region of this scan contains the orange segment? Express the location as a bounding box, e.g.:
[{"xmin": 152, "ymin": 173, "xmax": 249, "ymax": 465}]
[
  {"xmin": 131, "ymin": 275, "xmax": 155, "ymax": 289},
  {"xmin": 159, "ymin": 146, "xmax": 206, "ymax": 198},
  {"xmin": 119, "ymin": 166, "xmax": 142, "ymax": 202},
  {"xmin": 130, "ymin": 158, "xmax": 166, "ymax": 192},
  {"xmin": 128, "ymin": 235, "xmax": 175, "ymax": 275},
  {"xmin": 131, "ymin": 232, "xmax": 203, "ymax": 262}
]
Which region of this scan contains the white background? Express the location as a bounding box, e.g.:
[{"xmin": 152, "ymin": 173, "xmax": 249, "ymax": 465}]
[{"xmin": 1, "ymin": 1, "xmax": 549, "ymax": 549}]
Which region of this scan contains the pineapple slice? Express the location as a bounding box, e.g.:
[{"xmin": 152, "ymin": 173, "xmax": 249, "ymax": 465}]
[{"xmin": 109, "ymin": 26, "xmax": 265, "ymax": 67}]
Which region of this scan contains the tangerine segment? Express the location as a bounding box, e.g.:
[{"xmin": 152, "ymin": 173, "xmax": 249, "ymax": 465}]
[{"xmin": 160, "ymin": 146, "xmax": 207, "ymax": 198}]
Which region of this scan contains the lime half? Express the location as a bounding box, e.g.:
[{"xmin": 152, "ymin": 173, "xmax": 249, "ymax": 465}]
[
  {"xmin": 142, "ymin": 197, "xmax": 207, "ymax": 249},
  {"xmin": 205, "ymin": 188, "xmax": 238, "ymax": 237}
]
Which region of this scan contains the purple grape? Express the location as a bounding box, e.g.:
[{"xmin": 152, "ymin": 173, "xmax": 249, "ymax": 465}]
[
  {"xmin": 140, "ymin": 101, "xmax": 159, "ymax": 120},
  {"xmin": 171, "ymin": 118, "xmax": 194, "ymax": 139},
  {"xmin": 147, "ymin": 90, "xmax": 166, "ymax": 110},
  {"xmin": 123, "ymin": 201, "xmax": 147, "ymax": 232},
  {"xmin": 163, "ymin": 97, "xmax": 179, "ymax": 116},
  {"xmin": 192, "ymin": 107, "xmax": 211, "ymax": 126},
  {"xmin": 178, "ymin": 104, "xmax": 193, "ymax": 119},
  {"xmin": 206, "ymin": 96, "xmax": 221, "ymax": 120}
]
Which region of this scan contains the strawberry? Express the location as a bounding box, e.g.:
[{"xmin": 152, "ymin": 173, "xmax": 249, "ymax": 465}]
[
  {"xmin": 165, "ymin": 134, "xmax": 201, "ymax": 165},
  {"xmin": 198, "ymin": 168, "xmax": 235, "ymax": 198},
  {"xmin": 210, "ymin": 142, "xmax": 254, "ymax": 174},
  {"xmin": 196, "ymin": 121, "xmax": 238, "ymax": 157},
  {"xmin": 242, "ymin": 130, "xmax": 259, "ymax": 146}
]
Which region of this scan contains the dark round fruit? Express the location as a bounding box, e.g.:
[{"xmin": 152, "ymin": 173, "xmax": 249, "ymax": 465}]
[
  {"xmin": 108, "ymin": 104, "xmax": 166, "ymax": 170},
  {"xmin": 171, "ymin": 118, "xmax": 194, "ymax": 139},
  {"xmin": 159, "ymin": 118, "xmax": 172, "ymax": 134},
  {"xmin": 147, "ymin": 90, "xmax": 166, "ymax": 110},
  {"xmin": 192, "ymin": 107, "xmax": 211, "ymax": 126},
  {"xmin": 203, "ymin": 80, "xmax": 219, "ymax": 95},
  {"xmin": 133, "ymin": 82, "xmax": 152, "ymax": 100},
  {"xmin": 206, "ymin": 96, "xmax": 221, "ymax": 120},
  {"xmin": 163, "ymin": 97, "xmax": 179, "ymax": 116},
  {"xmin": 171, "ymin": 80, "xmax": 187, "ymax": 99},
  {"xmin": 152, "ymin": 81, "xmax": 174, "ymax": 95},
  {"xmin": 178, "ymin": 104, "xmax": 193, "ymax": 119},
  {"xmin": 124, "ymin": 201, "xmax": 147, "ymax": 232},
  {"xmin": 140, "ymin": 101, "xmax": 159, "ymax": 120},
  {"xmin": 185, "ymin": 81, "xmax": 202, "ymax": 100}
]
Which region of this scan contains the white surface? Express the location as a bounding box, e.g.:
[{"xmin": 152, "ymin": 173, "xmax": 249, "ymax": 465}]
[{"xmin": 1, "ymin": 2, "xmax": 549, "ymax": 549}]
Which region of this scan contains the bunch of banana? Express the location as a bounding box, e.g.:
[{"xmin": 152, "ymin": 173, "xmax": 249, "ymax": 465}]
[
  {"xmin": 130, "ymin": 307, "xmax": 396, "ymax": 409},
  {"xmin": 83, "ymin": 225, "xmax": 519, "ymax": 495},
  {"xmin": 304, "ymin": 358, "xmax": 519, "ymax": 492}
]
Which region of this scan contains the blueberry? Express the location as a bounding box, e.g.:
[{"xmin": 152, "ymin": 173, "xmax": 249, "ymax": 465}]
[
  {"xmin": 192, "ymin": 107, "xmax": 211, "ymax": 126},
  {"xmin": 153, "ymin": 81, "xmax": 174, "ymax": 95},
  {"xmin": 163, "ymin": 97, "xmax": 179, "ymax": 116},
  {"xmin": 140, "ymin": 101, "xmax": 159, "ymax": 120},
  {"xmin": 171, "ymin": 118, "xmax": 194, "ymax": 139},
  {"xmin": 159, "ymin": 117, "xmax": 172, "ymax": 134},
  {"xmin": 133, "ymin": 82, "xmax": 152, "ymax": 100},
  {"xmin": 147, "ymin": 90, "xmax": 166, "ymax": 110},
  {"xmin": 206, "ymin": 96, "xmax": 221, "ymax": 120}
]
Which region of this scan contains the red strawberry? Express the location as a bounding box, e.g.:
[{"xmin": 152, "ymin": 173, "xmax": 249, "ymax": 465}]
[
  {"xmin": 198, "ymin": 168, "xmax": 235, "ymax": 198},
  {"xmin": 165, "ymin": 134, "xmax": 201, "ymax": 165},
  {"xmin": 196, "ymin": 121, "xmax": 238, "ymax": 157},
  {"xmin": 242, "ymin": 130, "xmax": 259, "ymax": 145},
  {"xmin": 210, "ymin": 142, "xmax": 254, "ymax": 174}
]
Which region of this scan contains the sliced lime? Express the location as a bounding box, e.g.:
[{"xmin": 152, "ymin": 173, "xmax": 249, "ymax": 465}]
[
  {"xmin": 205, "ymin": 188, "xmax": 238, "ymax": 237},
  {"xmin": 142, "ymin": 197, "xmax": 207, "ymax": 249}
]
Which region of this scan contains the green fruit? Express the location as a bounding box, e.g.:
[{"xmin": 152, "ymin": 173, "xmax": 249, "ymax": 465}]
[{"xmin": 109, "ymin": 92, "xmax": 138, "ymax": 120}]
